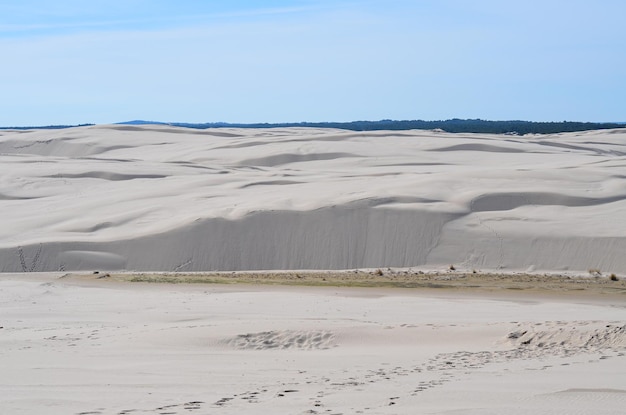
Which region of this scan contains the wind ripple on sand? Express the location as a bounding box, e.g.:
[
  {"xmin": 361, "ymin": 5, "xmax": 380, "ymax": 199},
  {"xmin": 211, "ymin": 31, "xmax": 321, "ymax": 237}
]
[
  {"xmin": 506, "ymin": 321, "xmax": 626, "ymax": 354},
  {"xmin": 225, "ymin": 330, "xmax": 335, "ymax": 350}
]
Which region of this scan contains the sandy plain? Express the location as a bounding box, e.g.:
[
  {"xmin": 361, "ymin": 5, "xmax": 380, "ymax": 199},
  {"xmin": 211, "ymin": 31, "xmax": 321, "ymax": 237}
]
[{"xmin": 1, "ymin": 271, "xmax": 625, "ymax": 415}]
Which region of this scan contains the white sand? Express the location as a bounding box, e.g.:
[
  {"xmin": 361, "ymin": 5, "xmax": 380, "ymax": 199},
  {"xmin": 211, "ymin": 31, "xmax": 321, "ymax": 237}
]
[
  {"xmin": 0, "ymin": 273, "xmax": 624, "ymax": 414},
  {"xmin": 1, "ymin": 125, "xmax": 626, "ymax": 273},
  {"xmin": 2, "ymin": 126, "xmax": 624, "ymax": 413}
]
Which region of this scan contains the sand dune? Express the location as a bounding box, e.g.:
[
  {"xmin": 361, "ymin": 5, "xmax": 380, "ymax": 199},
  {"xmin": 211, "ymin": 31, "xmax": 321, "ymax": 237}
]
[{"xmin": 1, "ymin": 125, "xmax": 625, "ymax": 272}]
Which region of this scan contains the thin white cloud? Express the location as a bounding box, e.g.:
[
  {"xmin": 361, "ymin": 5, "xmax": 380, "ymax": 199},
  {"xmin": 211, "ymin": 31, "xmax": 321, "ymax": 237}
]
[{"xmin": 0, "ymin": 2, "xmax": 358, "ymax": 35}]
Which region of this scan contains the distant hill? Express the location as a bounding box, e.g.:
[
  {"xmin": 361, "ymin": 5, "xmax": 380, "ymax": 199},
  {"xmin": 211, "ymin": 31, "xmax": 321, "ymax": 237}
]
[
  {"xmin": 0, "ymin": 123, "xmax": 95, "ymax": 130},
  {"xmin": 2, "ymin": 119, "xmax": 625, "ymax": 134}
]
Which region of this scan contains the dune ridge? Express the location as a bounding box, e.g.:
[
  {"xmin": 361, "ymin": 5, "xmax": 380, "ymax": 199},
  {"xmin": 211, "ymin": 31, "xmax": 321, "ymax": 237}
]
[{"xmin": 1, "ymin": 125, "xmax": 625, "ymax": 272}]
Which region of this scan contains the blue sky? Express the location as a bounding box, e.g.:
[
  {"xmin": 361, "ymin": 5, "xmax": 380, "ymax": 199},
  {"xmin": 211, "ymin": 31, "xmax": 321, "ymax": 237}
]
[{"xmin": 1, "ymin": 0, "xmax": 625, "ymax": 126}]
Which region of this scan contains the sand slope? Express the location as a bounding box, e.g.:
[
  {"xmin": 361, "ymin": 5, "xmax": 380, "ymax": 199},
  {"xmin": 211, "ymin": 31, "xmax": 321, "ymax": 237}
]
[{"xmin": 1, "ymin": 125, "xmax": 625, "ymax": 272}]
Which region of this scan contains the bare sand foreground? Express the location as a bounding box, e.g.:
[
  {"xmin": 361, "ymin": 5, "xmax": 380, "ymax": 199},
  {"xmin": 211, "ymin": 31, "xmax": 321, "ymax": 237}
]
[
  {"xmin": 1, "ymin": 272, "xmax": 625, "ymax": 415},
  {"xmin": 1, "ymin": 125, "xmax": 626, "ymax": 273}
]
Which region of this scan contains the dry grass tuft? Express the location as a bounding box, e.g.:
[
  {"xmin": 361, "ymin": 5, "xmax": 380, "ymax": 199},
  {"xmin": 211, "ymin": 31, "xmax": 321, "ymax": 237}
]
[{"xmin": 588, "ymin": 268, "xmax": 602, "ymax": 277}]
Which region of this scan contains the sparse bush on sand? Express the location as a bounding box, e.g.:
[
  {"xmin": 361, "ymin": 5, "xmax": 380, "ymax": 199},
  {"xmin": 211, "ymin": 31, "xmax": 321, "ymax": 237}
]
[
  {"xmin": 449, "ymin": 264, "xmax": 456, "ymax": 271},
  {"xmin": 375, "ymin": 268, "xmax": 384, "ymax": 276},
  {"xmin": 610, "ymin": 273, "xmax": 619, "ymax": 281}
]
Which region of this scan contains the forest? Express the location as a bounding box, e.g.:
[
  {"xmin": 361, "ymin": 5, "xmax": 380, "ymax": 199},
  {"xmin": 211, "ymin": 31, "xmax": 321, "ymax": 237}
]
[
  {"xmin": 152, "ymin": 119, "xmax": 626, "ymax": 134},
  {"xmin": 4, "ymin": 119, "xmax": 624, "ymax": 134}
]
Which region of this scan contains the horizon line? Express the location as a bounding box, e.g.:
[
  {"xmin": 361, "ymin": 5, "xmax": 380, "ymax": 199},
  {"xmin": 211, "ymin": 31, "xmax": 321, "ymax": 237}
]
[{"xmin": 2, "ymin": 118, "xmax": 626, "ymax": 130}]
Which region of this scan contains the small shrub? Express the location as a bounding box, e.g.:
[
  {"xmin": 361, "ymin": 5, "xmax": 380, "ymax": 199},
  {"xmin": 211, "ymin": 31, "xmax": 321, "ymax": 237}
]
[
  {"xmin": 375, "ymin": 268, "xmax": 384, "ymax": 276},
  {"xmin": 610, "ymin": 273, "xmax": 619, "ymax": 281},
  {"xmin": 449, "ymin": 265, "xmax": 456, "ymax": 271}
]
